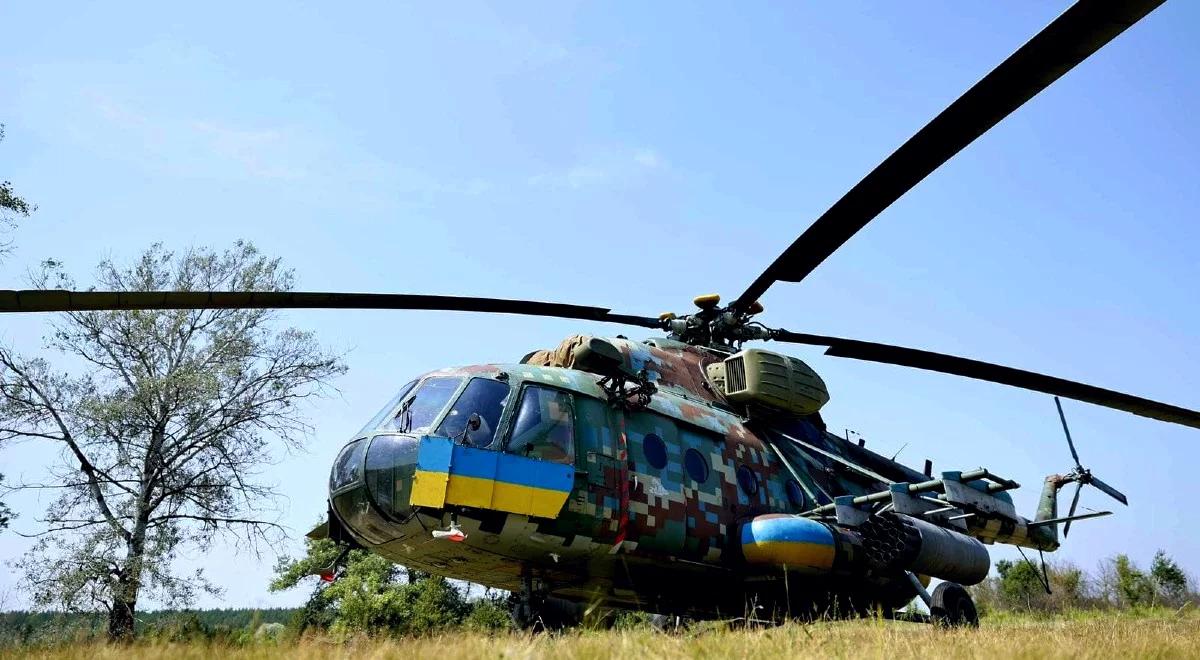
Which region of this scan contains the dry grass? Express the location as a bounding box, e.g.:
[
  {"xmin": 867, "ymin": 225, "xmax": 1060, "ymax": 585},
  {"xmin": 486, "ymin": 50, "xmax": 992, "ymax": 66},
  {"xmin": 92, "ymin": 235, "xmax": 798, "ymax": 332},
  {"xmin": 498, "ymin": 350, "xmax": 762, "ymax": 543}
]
[{"xmin": 5, "ymin": 611, "xmax": 1199, "ymax": 660}]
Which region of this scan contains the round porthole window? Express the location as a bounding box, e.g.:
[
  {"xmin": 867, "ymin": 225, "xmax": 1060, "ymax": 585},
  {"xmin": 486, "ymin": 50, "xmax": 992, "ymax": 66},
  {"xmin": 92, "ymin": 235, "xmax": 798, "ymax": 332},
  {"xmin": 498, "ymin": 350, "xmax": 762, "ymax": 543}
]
[
  {"xmin": 643, "ymin": 433, "xmax": 667, "ymax": 470},
  {"xmin": 737, "ymin": 465, "xmax": 759, "ymax": 496},
  {"xmin": 786, "ymin": 479, "xmax": 807, "ymax": 509},
  {"xmin": 684, "ymin": 448, "xmax": 709, "ymax": 483}
]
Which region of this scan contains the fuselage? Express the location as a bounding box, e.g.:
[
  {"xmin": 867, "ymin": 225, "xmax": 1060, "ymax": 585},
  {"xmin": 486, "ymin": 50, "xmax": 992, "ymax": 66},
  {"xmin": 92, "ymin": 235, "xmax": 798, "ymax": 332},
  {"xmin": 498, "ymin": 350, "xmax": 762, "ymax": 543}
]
[{"xmin": 324, "ymin": 337, "xmax": 939, "ymax": 615}]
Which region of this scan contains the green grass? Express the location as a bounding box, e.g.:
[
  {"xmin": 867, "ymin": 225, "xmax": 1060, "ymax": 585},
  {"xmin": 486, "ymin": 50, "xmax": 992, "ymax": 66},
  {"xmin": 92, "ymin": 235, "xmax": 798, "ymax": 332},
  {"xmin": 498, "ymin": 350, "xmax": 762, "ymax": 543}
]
[{"xmin": 3, "ymin": 610, "xmax": 1198, "ymax": 660}]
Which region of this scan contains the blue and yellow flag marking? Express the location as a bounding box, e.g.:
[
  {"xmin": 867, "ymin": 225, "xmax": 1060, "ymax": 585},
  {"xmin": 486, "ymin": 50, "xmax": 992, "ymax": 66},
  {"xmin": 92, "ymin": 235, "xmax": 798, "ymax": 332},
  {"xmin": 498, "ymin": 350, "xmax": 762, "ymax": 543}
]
[
  {"xmin": 411, "ymin": 436, "xmax": 573, "ymax": 518},
  {"xmin": 740, "ymin": 514, "xmax": 836, "ymax": 570}
]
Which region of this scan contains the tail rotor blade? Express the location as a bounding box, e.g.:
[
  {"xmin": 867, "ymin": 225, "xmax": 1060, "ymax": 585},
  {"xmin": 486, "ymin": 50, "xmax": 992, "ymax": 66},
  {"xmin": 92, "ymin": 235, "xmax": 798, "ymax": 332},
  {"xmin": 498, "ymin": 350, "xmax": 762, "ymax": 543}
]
[
  {"xmin": 1055, "ymin": 396, "xmax": 1083, "ymax": 469},
  {"xmin": 1063, "ymin": 481, "xmax": 1083, "ymax": 538},
  {"xmin": 1089, "ymin": 475, "xmax": 1129, "ymax": 506}
]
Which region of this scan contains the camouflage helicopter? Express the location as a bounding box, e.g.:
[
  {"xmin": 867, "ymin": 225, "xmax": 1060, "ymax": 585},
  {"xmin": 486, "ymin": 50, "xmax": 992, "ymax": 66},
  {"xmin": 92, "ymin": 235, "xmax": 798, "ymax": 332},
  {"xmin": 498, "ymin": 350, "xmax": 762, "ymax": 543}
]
[{"xmin": 2, "ymin": 0, "xmax": 1193, "ymax": 629}]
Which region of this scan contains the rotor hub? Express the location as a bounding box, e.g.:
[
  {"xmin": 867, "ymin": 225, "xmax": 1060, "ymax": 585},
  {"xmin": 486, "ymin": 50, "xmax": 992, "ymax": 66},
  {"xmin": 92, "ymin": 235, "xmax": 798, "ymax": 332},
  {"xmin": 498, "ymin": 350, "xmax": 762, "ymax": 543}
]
[{"xmin": 663, "ymin": 294, "xmax": 774, "ymax": 349}]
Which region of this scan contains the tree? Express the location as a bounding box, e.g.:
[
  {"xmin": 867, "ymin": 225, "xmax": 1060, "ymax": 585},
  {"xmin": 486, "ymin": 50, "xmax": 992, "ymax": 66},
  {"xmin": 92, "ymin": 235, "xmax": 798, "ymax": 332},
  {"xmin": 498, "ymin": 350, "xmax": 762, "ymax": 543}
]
[
  {"xmin": 971, "ymin": 558, "xmax": 1091, "ymax": 614},
  {"xmin": 1103, "ymin": 554, "xmax": 1155, "ymax": 609},
  {"xmin": 1, "ymin": 123, "xmax": 36, "ymax": 259},
  {"xmin": 0, "ymin": 242, "xmax": 345, "ymax": 640},
  {"xmin": 0, "ymin": 474, "xmax": 12, "ymax": 530},
  {"xmin": 1150, "ymin": 550, "xmax": 1190, "ymax": 607},
  {"xmin": 994, "ymin": 559, "xmax": 1047, "ymax": 611},
  {"xmin": 270, "ymin": 536, "xmax": 495, "ymax": 637},
  {"xmin": 0, "ymin": 124, "xmax": 34, "ymax": 528}
]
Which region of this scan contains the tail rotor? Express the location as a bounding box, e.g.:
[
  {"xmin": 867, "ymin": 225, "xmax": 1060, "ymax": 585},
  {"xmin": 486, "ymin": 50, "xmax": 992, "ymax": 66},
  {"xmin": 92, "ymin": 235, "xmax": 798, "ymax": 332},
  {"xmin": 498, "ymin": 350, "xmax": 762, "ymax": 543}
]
[{"xmin": 1054, "ymin": 396, "xmax": 1128, "ymax": 537}]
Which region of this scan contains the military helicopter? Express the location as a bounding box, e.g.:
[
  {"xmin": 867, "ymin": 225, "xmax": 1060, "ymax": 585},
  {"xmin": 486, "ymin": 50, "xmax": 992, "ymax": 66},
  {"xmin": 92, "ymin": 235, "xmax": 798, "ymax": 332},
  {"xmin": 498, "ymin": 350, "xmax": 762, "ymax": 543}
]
[{"xmin": 2, "ymin": 0, "xmax": 1192, "ymax": 628}]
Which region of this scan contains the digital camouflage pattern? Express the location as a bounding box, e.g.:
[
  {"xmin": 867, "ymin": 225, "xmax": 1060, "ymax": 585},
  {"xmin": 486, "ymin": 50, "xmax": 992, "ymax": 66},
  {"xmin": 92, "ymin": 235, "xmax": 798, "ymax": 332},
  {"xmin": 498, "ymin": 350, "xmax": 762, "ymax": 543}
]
[{"xmin": 324, "ymin": 334, "xmax": 1071, "ymax": 617}]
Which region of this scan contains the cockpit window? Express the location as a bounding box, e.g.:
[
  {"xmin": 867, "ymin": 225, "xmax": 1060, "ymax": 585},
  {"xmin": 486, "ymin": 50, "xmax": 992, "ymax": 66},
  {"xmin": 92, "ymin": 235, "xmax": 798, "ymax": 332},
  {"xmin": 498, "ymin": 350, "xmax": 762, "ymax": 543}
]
[
  {"xmin": 505, "ymin": 386, "xmax": 574, "ymax": 464},
  {"xmin": 330, "ymin": 439, "xmax": 367, "ymax": 491},
  {"xmin": 357, "ymin": 380, "xmax": 418, "ymax": 436},
  {"xmin": 436, "ymin": 378, "xmax": 511, "ymax": 447},
  {"xmin": 385, "ymin": 376, "xmax": 463, "ymax": 434}
]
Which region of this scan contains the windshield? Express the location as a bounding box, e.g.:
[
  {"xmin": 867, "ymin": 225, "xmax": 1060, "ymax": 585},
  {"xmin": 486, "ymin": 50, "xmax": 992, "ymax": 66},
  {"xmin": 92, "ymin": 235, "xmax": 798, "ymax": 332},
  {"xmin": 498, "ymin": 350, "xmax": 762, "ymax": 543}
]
[
  {"xmin": 356, "ymin": 380, "xmax": 418, "ymax": 436},
  {"xmin": 385, "ymin": 376, "xmax": 463, "ymax": 434},
  {"xmin": 436, "ymin": 378, "xmax": 511, "ymax": 447},
  {"xmin": 330, "ymin": 439, "xmax": 367, "ymax": 491}
]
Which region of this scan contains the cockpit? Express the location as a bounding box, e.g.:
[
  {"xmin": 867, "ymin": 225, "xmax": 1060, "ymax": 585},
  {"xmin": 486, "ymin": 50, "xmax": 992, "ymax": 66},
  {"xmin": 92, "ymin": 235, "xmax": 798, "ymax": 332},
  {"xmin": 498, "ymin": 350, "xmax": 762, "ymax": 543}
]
[{"xmin": 326, "ymin": 368, "xmax": 580, "ymax": 546}]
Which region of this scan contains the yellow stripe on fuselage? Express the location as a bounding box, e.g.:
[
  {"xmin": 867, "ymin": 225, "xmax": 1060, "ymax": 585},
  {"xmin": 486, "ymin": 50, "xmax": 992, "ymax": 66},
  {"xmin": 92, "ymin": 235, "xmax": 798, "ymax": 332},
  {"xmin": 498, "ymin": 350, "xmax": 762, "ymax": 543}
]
[
  {"xmin": 444, "ymin": 473, "xmax": 494, "ymax": 509},
  {"xmin": 742, "ymin": 540, "xmax": 835, "ymax": 570},
  {"xmin": 411, "ymin": 469, "xmax": 450, "ymax": 508},
  {"xmin": 413, "ymin": 470, "xmax": 570, "ymax": 518},
  {"xmin": 488, "ymin": 479, "xmax": 570, "ymax": 518}
]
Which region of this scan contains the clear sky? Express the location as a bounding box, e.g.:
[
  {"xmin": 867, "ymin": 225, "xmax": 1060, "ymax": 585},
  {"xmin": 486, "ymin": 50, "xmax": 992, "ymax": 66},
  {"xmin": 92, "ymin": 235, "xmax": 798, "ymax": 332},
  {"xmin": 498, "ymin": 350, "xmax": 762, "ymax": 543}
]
[{"xmin": 1, "ymin": 1, "xmax": 1197, "ymax": 610}]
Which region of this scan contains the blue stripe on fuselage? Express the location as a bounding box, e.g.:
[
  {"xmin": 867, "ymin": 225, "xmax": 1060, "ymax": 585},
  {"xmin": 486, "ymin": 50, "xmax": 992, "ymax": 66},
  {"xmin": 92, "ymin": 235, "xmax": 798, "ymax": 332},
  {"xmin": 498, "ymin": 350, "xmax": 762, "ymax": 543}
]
[
  {"xmin": 416, "ymin": 436, "xmax": 453, "ymax": 472},
  {"xmin": 416, "ymin": 436, "xmax": 572, "ymax": 494}
]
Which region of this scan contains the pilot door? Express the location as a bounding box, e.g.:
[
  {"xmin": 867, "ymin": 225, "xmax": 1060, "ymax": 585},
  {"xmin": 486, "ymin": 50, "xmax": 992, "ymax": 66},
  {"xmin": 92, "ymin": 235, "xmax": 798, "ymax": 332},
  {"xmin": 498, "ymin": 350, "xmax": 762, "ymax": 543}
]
[{"xmin": 410, "ymin": 383, "xmax": 578, "ymax": 519}]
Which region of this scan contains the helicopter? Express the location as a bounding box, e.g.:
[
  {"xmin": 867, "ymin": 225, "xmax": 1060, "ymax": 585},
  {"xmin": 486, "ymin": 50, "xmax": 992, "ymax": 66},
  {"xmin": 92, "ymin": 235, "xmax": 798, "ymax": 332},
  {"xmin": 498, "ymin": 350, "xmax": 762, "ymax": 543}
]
[{"xmin": 1, "ymin": 0, "xmax": 1192, "ymax": 629}]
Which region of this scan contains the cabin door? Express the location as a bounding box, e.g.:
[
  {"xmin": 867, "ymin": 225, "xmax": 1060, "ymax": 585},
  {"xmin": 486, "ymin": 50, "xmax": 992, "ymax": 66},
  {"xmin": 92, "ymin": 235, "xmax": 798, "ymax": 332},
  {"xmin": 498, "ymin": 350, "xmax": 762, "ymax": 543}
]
[
  {"xmin": 569, "ymin": 397, "xmax": 625, "ymax": 545},
  {"xmin": 623, "ymin": 410, "xmax": 687, "ymax": 554}
]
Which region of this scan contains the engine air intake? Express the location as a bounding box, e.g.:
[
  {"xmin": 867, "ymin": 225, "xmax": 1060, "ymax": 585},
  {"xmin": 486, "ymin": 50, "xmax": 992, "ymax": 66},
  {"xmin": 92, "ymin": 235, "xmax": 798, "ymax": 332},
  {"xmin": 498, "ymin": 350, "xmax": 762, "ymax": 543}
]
[{"xmin": 708, "ymin": 348, "xmax": 829, "ymax": 416}]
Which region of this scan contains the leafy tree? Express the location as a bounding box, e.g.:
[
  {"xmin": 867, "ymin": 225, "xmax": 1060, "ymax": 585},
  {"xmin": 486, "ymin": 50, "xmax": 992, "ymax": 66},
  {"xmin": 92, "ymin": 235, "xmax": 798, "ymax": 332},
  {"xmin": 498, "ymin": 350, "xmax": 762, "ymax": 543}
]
[
  {"xmin": 1105, "ymin": 554, "xmax": 1155, "ymax": 609},
  {"xmin": 995, "ymin": 559, "xmax": 1046, "ymax": 610},
  {"xmin": 1150, "ymin": 550, "xmax": 1190, "ymax": 606},
  {"xmin": 271, "ymin": 536, "xmax": 491, "ymax": 637},
  {"xmin": 0, "ymin": 242, "xmax": 345, "ymax": 640},
  {"xmin": 972, "ymin": 558, "xmax": 1090, "ymax": 614},
  {"xmin": 463, "ymin": 591, "xmax": 513, "ymax": 632},
  {"xmin": 0, "ymin": 123, "xmax": 35, "ymax": 259}
]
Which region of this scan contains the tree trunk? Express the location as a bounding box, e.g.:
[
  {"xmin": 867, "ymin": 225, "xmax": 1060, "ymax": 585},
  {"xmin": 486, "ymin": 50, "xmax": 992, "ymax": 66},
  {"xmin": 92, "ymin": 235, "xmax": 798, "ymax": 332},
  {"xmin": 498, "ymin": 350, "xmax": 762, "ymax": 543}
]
[
  {"xmin": 108, "ymin": 540, "xmax": 144, "ymax": 641},
  {"xmin": 107, "ymin": 593, "xmax": 137, "ymax": 641}
]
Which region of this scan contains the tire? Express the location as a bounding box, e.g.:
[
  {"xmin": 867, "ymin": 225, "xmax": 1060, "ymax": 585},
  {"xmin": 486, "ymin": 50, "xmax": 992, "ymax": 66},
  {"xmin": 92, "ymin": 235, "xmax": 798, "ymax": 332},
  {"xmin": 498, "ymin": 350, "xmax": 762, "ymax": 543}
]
[
  {"xmin": 929, "ymin": 582, "xmax": 979, "ymax": 628},
  {"xmin": 509, "ymin": 595, "xmax": 582, "ymax": 632}
]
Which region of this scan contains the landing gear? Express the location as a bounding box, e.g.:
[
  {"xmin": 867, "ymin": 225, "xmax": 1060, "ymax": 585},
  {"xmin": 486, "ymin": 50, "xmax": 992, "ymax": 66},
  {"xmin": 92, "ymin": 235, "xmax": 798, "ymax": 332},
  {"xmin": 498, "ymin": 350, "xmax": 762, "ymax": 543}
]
[
  {"xmin": 509, "ymin": 576, "xmax": 583, "ymax": 632},
  {"xmin": 903, "ymin": 572, "xmax": 978, "ymax": 628},
  {"xmin": 929, "ymin": 582, "xmax": 979, "ymax": 628}
]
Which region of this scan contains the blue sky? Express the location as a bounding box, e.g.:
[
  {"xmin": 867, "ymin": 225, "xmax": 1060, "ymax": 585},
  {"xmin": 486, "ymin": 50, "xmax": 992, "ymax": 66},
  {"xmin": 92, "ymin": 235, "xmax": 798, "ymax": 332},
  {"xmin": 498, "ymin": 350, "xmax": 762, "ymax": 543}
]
[{"xmin": 1, "ymin": 1, "xmax": 1198, "ymax": 609}]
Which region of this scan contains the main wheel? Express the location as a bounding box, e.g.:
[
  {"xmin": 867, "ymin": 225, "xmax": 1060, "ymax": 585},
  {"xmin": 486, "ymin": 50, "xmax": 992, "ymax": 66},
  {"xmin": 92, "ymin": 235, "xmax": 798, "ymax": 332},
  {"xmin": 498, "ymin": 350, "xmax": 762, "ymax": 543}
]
[
  {"xmin": 509, "ymin": 594, "xmax": 583, "ymax": 632},
  {"xmin": 929, "ymin": 582, "xmax": 979, "ymax": 628}
]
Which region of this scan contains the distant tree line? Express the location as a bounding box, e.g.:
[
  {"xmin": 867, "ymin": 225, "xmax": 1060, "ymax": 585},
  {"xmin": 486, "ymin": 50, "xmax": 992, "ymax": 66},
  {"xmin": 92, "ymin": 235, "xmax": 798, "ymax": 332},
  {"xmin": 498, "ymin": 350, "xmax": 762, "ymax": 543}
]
[
  {"xmin": 0, "ymin": 607, "xmax": 296, "ymax": 647},
  {"xmin": 971, "ymin": 550, "xmax": 1196, "ymax": 615}
]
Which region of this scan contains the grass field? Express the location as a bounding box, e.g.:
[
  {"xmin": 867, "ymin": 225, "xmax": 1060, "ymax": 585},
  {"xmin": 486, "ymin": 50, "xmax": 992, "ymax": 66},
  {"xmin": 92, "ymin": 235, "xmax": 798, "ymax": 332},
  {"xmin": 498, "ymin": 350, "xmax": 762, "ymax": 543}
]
[{"xmin": 4, "ymin": 611, "xmax": 1198, "ymax": 659}]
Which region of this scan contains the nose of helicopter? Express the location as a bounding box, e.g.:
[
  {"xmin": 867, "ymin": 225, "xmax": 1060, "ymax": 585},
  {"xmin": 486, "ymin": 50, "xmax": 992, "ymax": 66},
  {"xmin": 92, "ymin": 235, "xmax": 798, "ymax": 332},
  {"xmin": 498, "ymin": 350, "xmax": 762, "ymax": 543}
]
[{"xmin": 329, "ymin": 433, "xmax": 421, "ymax": 543}]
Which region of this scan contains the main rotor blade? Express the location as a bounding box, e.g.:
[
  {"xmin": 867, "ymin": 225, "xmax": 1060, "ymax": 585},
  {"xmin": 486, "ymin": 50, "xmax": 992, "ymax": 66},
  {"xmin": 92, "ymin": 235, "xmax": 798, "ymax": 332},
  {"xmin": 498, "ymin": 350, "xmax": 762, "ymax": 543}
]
[
  {"xmin": 1089, "ymin": 474, "xmax": 1129, "ymax": 506},
  {"xmin": 0, "ymin": 290, "xmax": 663, "ymax": 329},
  {"xmin": 732, "ymin": 0, "xmax": 1165, "ymax": 310},
  {"xmin": 1055, "ymin": 396, "xmax": 1083, "ymax": 468},
  {"xmin": 1063, "ymin": 481, "xmax": 1083, "ymax": 538},
  {"xmin": 773, "ymin": 331, "xmax": 1200, "ymax": 430}
]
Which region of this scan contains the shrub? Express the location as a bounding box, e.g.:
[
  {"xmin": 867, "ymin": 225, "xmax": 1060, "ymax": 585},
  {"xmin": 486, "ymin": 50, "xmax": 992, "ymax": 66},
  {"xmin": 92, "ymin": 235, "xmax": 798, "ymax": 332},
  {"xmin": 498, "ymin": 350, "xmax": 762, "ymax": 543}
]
[{"xmin": 464, "ymin": 597, "xmax": 513, "ymax": 632}]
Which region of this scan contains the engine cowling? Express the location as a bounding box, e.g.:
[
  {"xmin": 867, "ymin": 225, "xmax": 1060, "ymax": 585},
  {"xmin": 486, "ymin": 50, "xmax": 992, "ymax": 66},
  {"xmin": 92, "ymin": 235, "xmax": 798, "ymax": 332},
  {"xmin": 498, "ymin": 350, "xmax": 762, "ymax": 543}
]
[{"xmin": 707, "ymin": 348, "xmax": 829, "ymax": 415}]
